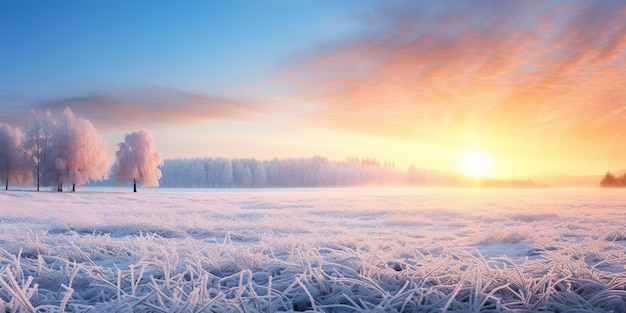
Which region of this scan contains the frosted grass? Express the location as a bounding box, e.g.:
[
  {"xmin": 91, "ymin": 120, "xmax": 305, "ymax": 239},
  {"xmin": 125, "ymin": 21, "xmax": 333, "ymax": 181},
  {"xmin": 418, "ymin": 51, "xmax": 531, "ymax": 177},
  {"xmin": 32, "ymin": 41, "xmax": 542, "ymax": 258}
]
[{"xmin": 0, "ymin": 188, "xmax": 625, "ymax": 311}]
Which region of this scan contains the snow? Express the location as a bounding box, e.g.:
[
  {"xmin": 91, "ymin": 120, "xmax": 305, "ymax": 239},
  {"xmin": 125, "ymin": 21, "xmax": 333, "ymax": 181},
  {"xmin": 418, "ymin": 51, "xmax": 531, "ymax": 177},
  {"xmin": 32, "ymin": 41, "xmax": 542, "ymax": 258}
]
[{"xmin": 0, "ymin": 188, "xmax": 625, "ymax": 311}]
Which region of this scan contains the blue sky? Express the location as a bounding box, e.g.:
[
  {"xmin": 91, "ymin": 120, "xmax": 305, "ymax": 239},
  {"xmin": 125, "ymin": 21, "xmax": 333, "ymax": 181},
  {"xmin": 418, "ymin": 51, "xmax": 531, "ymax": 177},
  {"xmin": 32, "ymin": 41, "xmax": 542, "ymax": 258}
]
[
  {"xmin": 1, "ymin": 1, "xmax": 361, "ymax": 96},
  {"xmin": 1, "ymin": 1, "xmax": 625, "ymax": 177}
]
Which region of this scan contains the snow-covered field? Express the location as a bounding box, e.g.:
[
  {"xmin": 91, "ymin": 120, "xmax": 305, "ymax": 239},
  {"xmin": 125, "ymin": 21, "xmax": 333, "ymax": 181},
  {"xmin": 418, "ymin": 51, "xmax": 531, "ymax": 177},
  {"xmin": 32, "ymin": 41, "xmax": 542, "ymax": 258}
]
[{"xmin": 1, "ymin": 188, "xmax": 625, "ymax": 312}]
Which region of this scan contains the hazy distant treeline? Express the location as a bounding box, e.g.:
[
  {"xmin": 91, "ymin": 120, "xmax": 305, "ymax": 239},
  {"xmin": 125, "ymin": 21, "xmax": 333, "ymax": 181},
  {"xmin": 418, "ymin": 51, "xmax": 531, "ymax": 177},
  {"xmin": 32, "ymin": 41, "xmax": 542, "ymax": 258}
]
[
  {"xmin": 99, "ymin": 156, "xmax": 535, "ymax": 188},
  {"xmin": 159, "ymin": 157, "xmax": 406, "ymax": 188},
  {"xmin": 599, "ymin": 171, "xmax": 626, "ymax": 187}
]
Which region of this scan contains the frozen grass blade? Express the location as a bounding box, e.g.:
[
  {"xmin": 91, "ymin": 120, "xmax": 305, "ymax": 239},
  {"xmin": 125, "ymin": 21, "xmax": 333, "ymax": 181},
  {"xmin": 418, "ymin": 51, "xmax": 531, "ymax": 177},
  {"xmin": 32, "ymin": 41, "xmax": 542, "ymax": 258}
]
[
  {"xmin": 1, "ymin": 189, "xmax": 626, "ymax": 311},
  {"xmin": 0, "ymin": 268, "xmax": 37, "ymax": 313},
  {"xmin": 70, "ymin": 242, "xmax": 97, "ymax": 267},
  {"xmin": 116, "ymin": 267, "xmax": 122, "ymax": 305},
  {"xmin": 295, "ymin": 276, "xmax": 317, "ymax": 311},
  {"xmin": 58, "ymin": 284, "xmax": 73, "ymax": 312}
]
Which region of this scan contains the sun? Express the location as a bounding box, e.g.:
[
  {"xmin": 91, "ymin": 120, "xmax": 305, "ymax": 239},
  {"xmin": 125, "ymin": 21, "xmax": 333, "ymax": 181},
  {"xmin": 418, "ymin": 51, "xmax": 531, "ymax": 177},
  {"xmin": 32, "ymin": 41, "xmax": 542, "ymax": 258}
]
[{"xmin": 461, "ymin": 151, "xmax": 491, "ymax": 178}]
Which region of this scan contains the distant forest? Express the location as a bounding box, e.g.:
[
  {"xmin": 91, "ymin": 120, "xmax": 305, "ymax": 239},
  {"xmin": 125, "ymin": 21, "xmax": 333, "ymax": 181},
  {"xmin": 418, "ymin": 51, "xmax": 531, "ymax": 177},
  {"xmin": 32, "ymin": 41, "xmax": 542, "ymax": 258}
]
[
  {"xmin": 97, "ymin": 156, "xmax": 536, "ymax": 188},
  {"xmin": 599, "ymin": 171, "xmax": 626, "ymax": 187}
]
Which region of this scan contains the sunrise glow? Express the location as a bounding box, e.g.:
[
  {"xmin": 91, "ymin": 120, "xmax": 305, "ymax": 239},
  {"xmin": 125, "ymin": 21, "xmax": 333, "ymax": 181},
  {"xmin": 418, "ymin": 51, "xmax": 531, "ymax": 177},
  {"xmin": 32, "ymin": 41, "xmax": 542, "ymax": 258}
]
[
  {"xmin": 461, "ymin": 151, "xmax": 491, "ymax": 178},
  {"xmin": 1, "ymin": 1, "xmax": 625, "ymax": 183}
]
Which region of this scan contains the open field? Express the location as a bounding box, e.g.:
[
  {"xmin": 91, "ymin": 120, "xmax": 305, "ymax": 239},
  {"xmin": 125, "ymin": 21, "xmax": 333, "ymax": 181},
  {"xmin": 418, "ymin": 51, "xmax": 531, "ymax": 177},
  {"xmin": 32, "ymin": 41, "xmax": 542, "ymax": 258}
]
[{"xmin": 1, "ymin": 188, "xmax": 625, "ymax": 312}]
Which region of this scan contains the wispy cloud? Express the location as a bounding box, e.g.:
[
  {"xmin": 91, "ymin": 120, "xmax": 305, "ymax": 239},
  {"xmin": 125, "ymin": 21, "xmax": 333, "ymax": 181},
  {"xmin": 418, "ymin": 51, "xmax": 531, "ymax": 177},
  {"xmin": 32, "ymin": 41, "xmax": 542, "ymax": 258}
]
[
  {"xmin": 283, "ymin": 0, "xmax": 626, "ymax": 155},
  {"xmin": 0, "ymin": 87, "xmax": 266, "ymax": 130}
]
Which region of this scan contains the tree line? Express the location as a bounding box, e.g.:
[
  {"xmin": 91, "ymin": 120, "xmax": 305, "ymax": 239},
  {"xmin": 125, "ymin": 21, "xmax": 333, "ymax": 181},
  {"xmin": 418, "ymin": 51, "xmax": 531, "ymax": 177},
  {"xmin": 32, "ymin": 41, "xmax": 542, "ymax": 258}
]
[
  {"xmin": 93, "ymin": 156, "xmax": 533, "ymax": 188},
  {"xmin": 599, "ymin": 171, "xmax": 626, "ymax": 187},
  {"xmin": 157, "ymin": 157, "xmax": 406, "ymax": 188},
  {"xmin": 0, "ymin": 108, "xmax": 162, "ymax": 192},
  {"xmin": 2, "ymin": 108, "xmax": 535, "ymax": 190}
]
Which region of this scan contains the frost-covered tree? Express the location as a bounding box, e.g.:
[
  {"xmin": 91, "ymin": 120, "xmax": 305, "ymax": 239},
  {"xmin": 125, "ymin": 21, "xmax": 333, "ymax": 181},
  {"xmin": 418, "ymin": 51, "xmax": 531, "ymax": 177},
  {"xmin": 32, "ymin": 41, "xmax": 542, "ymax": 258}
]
[
  {"xmin": 50, "ymin": 108, "xmax": 108, "ymax": 192},
  {"xmin": 22, "ymin": 110, "xmax": 56, "ymax": 191},
  {"xmin": 189, "ymin": 159, "xmax": 206, "ymax": 187},
  {"xmin": 232, "ymin": 161, "xmax": 244, "ymax": 187},
  {"xmin": 252, "ymin": 161, "xmax": 267, "ymax": 187},
  {"xmin": 114, "ymin": 130, "xmax": 163, "ymax": 192},
  {"xmin": 220, "ymin": 159, "xmax": 233, "ymax": 187},
  {"xmin": 157, "ymin": 156, "xmax": 532, "ymax": 188},
  {"xmin": 240, "ymin": 164, "xmax": 253, "ymax": 188},
  {"xmin": 0, "ymin": 123, "xmax": 32, "ymax": 190}
]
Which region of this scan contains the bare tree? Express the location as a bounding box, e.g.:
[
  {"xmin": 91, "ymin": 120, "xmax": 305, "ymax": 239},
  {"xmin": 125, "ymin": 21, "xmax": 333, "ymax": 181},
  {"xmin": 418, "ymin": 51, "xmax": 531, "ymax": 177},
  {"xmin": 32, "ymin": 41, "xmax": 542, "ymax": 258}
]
[
  {"xmin": 114, "ymin": 130, "xmax": 163, "ymax": 192},
  {"xmin": 22, "ymin": 110, "xmax": 56, "ymax": 191}
]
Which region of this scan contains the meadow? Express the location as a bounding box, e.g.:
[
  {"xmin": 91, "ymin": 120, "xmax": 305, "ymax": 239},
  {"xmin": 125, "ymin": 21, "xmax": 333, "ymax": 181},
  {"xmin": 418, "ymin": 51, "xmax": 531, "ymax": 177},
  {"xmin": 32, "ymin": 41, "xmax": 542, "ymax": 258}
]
[{"xmin": 0, "ymin": 188, "xmax": 625, "ymax": 312}]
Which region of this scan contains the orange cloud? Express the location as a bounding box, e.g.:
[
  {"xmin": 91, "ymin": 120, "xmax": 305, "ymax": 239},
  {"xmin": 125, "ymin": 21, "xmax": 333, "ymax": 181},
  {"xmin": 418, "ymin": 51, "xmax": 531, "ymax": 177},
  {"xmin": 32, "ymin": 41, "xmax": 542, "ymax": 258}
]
[{"xmin": 283, "ymin": 0, "xmax": 626, "ymax": 165}]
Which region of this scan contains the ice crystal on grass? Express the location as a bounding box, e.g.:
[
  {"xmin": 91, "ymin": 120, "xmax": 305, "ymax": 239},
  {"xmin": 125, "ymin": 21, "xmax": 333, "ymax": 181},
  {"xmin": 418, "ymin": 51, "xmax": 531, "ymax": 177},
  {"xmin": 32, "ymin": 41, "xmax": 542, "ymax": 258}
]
[{"xmin": 0, "ymin": 188, "xmax": 625, "ymax": 311}]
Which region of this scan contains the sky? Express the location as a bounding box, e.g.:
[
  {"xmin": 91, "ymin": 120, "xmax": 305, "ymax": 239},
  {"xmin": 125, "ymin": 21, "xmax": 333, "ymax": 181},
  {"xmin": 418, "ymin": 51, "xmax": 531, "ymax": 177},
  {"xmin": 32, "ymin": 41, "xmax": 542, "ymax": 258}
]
[{"xmin": 1, "ymin": 0, "xmax": 625, "ymax": 178}]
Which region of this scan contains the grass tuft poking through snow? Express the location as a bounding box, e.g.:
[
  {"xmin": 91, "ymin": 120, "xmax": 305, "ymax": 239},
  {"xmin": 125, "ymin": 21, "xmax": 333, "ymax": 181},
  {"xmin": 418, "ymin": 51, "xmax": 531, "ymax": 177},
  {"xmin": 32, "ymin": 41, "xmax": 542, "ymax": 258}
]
[{"xmin": 0, "ymin": 188, "xmax": 625, "ymax": 311}]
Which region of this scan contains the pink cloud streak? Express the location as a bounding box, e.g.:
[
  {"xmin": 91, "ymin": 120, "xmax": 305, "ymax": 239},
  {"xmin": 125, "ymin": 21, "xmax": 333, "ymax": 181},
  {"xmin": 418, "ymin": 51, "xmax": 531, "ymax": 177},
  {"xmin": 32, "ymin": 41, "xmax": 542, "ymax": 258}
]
[{"xmin": 1, "ymin": 87, "xmax": 267, "ymax": 130}]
